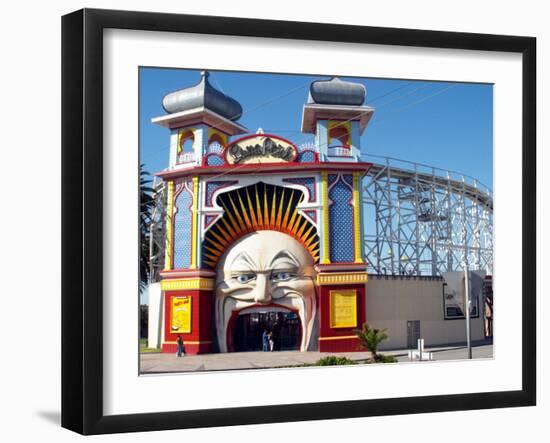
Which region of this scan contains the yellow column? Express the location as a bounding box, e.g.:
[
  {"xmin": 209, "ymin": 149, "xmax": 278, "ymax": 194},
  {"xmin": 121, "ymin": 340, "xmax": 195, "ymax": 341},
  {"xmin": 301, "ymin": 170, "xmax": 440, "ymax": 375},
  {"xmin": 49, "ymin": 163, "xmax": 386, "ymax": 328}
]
[
  {"xmin": 321, "ymin": 170, "xmax": 331, "ymax": 264},
  {"xmin": 164, "ymin": 180, "xmax": 175, "ymax": 270},
  {"xmin": 352, "ymin": 171, "xmax": 364, "ymax": 264},
  {"xmin": 190, "ymin": 176, "xmax": 199, "ymax": 269}
]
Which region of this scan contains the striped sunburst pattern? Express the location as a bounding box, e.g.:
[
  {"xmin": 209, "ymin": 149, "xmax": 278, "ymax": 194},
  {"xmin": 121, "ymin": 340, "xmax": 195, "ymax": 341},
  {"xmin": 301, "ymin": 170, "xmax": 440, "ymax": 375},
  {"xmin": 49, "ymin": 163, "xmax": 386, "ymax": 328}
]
[{"xmin": 202, "ymin": 182, "xmax": 320, "ymax": 268}]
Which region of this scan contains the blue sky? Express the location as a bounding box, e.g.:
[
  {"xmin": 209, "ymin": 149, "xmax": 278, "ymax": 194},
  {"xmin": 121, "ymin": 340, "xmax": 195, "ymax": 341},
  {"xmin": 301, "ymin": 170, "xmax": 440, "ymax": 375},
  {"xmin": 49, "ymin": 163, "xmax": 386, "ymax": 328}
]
[{"xmin": 139, "ymin": 67, "xmax": 493, "ymax": 188}]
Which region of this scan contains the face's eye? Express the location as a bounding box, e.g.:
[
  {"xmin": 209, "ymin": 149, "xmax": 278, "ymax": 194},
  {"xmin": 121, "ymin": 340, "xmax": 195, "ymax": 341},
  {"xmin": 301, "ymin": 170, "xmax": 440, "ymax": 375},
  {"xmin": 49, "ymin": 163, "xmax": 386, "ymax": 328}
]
[
  {"xmin": 234, "ymin": 274, "xmax": 256, "ymax": 284},
  {"xmin": 271, "ymin": 271, "xmax": 295, "ymax": 282}
]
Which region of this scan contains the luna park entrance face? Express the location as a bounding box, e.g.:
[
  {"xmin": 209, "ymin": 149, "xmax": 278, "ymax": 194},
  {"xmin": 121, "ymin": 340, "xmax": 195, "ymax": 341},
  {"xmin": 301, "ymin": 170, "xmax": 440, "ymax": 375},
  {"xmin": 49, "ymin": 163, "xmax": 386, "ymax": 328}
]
[{"xmin": 234, "ymin": 311, "xmax": 302, "ymax": 352}]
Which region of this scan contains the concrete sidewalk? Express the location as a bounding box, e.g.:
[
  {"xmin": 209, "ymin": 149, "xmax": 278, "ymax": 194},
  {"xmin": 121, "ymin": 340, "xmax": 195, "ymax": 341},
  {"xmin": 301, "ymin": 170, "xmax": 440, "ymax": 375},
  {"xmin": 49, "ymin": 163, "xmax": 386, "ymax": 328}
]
[
  {"xmin": 140, "ymin": 343, "xmax": 493, "ymax": 374},
  {"xmin": 140, "ymin": 350, "xmax": 372, "ymax": 373}
]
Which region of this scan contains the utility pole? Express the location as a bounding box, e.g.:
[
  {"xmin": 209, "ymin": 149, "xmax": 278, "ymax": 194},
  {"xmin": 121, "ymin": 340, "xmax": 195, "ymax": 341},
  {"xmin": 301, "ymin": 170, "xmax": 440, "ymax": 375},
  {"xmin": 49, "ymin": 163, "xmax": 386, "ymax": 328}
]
[{"xmin": 464, "ymin": 267, "xmax": 472, "ymax": 359}]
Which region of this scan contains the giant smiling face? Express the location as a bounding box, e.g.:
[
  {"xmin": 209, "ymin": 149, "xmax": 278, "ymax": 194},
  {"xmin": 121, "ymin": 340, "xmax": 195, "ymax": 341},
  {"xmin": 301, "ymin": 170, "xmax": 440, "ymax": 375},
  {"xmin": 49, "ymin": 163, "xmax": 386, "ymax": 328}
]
[{"xmin": 215, "ymin": 230, "xmax": 318, "ymax": 352}]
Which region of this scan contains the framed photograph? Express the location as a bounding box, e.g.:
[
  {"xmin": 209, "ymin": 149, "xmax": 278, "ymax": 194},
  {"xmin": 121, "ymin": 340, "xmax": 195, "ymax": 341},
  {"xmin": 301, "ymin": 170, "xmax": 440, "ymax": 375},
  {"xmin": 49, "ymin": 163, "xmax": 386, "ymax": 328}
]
[{"xmin": 61, "ymin": 8, "xmax": 536, "ymax": 435}]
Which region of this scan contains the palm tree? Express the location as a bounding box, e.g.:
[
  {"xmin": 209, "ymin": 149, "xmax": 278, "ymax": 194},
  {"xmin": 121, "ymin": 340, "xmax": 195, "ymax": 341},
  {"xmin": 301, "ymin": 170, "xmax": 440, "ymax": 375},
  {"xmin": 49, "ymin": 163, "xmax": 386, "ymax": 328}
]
[
  {"xmin": 140, "ymin": 164, "xmax": 155, "ymax": 293},
  {"xmin": 355, "ymin": 323, "xmax": 389, "ymax": 362}
]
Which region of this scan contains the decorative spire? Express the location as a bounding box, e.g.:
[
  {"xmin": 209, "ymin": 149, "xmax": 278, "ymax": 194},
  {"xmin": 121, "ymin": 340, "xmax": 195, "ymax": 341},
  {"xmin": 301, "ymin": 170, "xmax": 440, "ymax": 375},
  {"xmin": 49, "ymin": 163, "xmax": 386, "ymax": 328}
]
[
  {"xmin": 162, "ymin": 71, "xmax": 243, "ymax": 121},
  {"xmin": 308, "ymin": 77, "xmax": 367, "ymax": 106}
]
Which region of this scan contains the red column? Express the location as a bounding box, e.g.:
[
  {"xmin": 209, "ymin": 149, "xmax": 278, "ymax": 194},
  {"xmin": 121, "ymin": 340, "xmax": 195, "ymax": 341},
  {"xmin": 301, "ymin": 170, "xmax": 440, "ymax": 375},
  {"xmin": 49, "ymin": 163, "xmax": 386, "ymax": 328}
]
[
  {"xmin": 162, "ymin": 290, "xmax": 213, "ymax": 354},
  {"xmin": 317, "ymin": 283, "xmax": 366, "ymax": 352}
]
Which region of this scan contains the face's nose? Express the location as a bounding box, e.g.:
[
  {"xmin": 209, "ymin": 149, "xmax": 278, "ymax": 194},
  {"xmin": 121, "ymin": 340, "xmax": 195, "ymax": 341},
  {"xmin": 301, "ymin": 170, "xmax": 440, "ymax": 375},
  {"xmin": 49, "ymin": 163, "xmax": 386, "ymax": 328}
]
[{"xmin": 254, "ymin": 273, "xmax": 272, "ymax": 304}]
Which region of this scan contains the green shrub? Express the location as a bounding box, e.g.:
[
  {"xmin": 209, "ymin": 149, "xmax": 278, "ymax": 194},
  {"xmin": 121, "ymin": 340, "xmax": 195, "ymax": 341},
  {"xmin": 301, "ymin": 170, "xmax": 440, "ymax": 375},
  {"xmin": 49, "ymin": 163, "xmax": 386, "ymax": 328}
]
[
  {"xmin": 354, "ymin": 323, "xmax": 390, "ymax": 362},
  {"xmin": 379, "ymin": 355, "xmax": 397, "ymax": 363},
  {"xmin": 316, "ymin": 356, "xmax": 358, "ymax": 366}
]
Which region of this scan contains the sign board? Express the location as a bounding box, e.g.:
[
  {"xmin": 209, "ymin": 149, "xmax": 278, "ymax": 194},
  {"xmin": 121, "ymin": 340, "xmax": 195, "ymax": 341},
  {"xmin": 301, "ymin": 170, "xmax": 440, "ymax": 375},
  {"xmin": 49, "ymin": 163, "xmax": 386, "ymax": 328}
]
[
  {"xmin": 330, "ymin": 289, "xmax": 357, "ymax": 328},
  {"xmin": 171, "ymin": 296, "xmax": 192, "ymax": 333},
  {"xmin": 442, "ymin": 271, "xmax": 484, "ymax": 319},
  {"xmin": 225, "ymin": 135, "xmax": 298, "ymax": 165}
]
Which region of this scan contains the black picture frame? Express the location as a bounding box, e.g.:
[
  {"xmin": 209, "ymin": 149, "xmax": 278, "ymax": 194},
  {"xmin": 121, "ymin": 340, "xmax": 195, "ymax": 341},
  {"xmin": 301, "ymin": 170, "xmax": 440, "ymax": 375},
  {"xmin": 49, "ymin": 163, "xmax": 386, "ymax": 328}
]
[{"xmin": 61, "ymin": 8, "xmax": 536, "ymax": 435}]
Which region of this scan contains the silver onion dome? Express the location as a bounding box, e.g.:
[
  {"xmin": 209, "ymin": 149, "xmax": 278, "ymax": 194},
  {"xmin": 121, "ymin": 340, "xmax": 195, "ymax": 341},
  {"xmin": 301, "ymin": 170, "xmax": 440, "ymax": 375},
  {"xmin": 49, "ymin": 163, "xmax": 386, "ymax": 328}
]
[
  {"xmin": 162, "ymin": 71, "xmax": 243, "ymax": 121},
  {"xmin": 309, "ymin": 77, "xmax": 366, "ymax": 106}
]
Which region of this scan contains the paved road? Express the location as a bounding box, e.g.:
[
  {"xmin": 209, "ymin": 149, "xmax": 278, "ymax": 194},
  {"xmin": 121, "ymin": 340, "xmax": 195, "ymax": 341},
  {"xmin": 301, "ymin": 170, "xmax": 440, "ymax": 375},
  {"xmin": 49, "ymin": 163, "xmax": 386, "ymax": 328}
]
[{"xmin": 140, "ymin": 343, "xmax": 493, "ymax": 374}]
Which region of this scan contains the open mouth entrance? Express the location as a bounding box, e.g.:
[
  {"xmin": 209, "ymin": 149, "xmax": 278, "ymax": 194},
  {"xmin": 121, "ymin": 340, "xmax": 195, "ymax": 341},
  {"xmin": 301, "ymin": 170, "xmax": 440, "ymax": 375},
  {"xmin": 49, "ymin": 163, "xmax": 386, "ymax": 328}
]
[{"xmin": 234, "ymin": 311, "xmax": 302, "ymax": 352}]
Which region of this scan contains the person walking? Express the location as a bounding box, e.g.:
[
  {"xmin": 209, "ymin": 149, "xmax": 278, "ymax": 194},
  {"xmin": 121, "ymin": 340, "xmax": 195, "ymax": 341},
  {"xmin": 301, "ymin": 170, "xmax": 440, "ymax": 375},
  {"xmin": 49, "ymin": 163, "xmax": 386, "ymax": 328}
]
[
  {"xmin": 268, "ymin": 331, "xmax": 275, "ymax": 352},
  {"xmin": 262, "ymin": 328, "xmax": 269, "ymax": 352},
  {"xmin": 176, "ymin": 335, "xmax": 185, "ymax": 357}
]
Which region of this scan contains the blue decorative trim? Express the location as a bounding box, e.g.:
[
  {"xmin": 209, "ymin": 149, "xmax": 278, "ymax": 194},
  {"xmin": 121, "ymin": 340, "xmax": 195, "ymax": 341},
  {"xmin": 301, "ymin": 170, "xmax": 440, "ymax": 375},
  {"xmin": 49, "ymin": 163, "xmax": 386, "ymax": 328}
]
[
  {"xmin": 328, "ymin": 174, "xmax": 339, "ymax": 187},
  {"xmin": 283, "ymin": 177, "xmax": 316, "ymax": 202},
  {"xmin": 342, "ymin": 174, "xmax": 353, "ymax": 187},
  {"xmin": 298, "ymin": 151, "xmax": 316, "ymax": 163},
  {"xmin": 329, "ymin": 179, "xmax": 354, "ymax": 262},
  {"xmin": 173, "ymin": 188, "xmax": 193, "ymax": 269},
  {"xmin": 206, "ymin": 154, "xmax": 225, "ymax": 166},
  {"xmin": 205, "ymin": 180, "xmax": 238, "ymax": 206}
]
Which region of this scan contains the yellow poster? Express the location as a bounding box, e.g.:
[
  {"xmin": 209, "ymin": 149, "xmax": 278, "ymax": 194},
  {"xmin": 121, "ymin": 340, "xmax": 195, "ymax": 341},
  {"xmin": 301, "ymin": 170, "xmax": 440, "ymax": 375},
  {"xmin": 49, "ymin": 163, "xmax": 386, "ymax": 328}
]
[
  {"xmin": 330, "ymin": 290, "xmax": 357, "ymax": 328},
  {"xmin": 171, "ymin": 296, "xmax": 191, "ymax": 333}
]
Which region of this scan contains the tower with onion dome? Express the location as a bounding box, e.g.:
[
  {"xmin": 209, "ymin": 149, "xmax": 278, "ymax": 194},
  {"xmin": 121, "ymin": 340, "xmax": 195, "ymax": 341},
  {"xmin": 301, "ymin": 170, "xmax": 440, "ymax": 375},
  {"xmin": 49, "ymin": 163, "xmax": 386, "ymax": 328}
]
[{"xmin": 302, "ymin": 77, "xmax": 374, "ymax": 162}]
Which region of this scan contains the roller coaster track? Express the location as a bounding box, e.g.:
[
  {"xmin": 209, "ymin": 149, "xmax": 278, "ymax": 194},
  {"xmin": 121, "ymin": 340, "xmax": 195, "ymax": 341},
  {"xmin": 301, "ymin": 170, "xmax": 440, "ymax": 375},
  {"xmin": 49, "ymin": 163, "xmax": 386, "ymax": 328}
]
[{"xmin": 361, "ymin": 154, "xmax": 492, "ymax": 276}]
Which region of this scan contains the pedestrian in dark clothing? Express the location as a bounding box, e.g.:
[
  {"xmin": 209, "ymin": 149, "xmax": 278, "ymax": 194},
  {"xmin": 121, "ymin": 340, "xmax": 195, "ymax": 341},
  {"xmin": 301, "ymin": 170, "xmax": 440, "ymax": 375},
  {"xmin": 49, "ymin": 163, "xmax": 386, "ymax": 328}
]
[
  {"xmin": 262, "ymin": 329, "xmax": 269, "ymax": 352},
  {"xmin": 176, "ymin": 335, "xmax": 185, "ymax": 357}
]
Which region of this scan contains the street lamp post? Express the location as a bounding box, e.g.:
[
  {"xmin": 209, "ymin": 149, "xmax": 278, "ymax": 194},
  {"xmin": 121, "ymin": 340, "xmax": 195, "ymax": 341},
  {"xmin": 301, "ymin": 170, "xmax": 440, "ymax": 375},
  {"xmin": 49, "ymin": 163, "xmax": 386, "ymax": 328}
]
[{"xmin": 464, "ymin": 266, "xmax": 472, "ymax": 359}]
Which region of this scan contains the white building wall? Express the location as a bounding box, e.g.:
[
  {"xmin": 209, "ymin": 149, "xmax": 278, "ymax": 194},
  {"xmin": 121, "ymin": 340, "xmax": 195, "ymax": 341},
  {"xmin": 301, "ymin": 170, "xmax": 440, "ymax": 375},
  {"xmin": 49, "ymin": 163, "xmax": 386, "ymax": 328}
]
[
  {"xmin": 147, "ymin": 282, "xmax": 164, "ymax": 349},
  {"xmin": 349, "ymin": 121, "xmax": 361, "ymax": 158},
  {"xmin": 365, "ymin": 276, "xmax": 485, "ymax": 350},
  {"xmin": 315, "ymin": 120, "xmax": 329, "ymax": 160},
  {"xmin": 169, "ymin": 130, "xmax": 179, "ymax": 168}
]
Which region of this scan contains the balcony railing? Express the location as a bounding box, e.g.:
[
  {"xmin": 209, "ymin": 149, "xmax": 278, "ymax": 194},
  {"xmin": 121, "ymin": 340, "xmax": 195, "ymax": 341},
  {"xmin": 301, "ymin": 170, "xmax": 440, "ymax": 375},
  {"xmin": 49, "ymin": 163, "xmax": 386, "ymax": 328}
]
[
  {"xmin": 327, "ymin": 146, "xmax": 352, "ymax": 157},
  {"xmin": 176, "ymin": 152, "xmax": 195, "ymax": 164}
]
